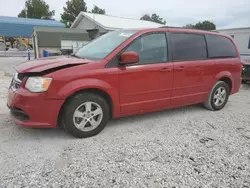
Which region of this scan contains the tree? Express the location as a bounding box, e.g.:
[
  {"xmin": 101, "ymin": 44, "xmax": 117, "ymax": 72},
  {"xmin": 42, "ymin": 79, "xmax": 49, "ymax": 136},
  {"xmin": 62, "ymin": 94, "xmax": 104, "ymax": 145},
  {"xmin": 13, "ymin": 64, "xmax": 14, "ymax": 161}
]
[
  {"xmin": 184, "ymin": 24, "xmax": 195, "ymax": 29},
  {"xmin": 184, "ymin": 21, "xmax": 216, "ymax": 30},
  {"xmin": 18, "ymin": 0, "xmax": 55, "ymax": 19},
  {"xmin": 18, "ymin": 10, "xmax": 27, "ymax": 18},
  {"xmin": 91, "ymin": 5, "xmax": 105, "ymax": 14},
  {"xmin": 194, "ymin": 21, "xmax": 216, "ymax": 30},
  {"xmin": 140, "ymin": 13, "xmax": 166, "ymax": 25},
  {"xmin": 61, "ymin": 0, "xmax": 87, "ymax": 28}
]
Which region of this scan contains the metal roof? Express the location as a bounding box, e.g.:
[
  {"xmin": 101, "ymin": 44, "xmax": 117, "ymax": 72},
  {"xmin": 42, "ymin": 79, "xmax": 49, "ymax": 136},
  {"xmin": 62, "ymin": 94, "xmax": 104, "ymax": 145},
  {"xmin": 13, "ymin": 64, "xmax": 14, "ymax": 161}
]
[
  {"xmin": 71, "ymin": 12, "xmax": 164, "ymax": 30},
  {"xmin": 0, "ymin": 16, "xmax": 65, "ymax": 37}
]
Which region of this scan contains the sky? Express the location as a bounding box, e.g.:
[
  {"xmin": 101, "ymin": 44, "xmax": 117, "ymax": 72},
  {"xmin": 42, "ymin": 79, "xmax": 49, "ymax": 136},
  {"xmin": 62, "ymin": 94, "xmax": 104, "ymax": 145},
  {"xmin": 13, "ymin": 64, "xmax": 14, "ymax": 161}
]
[{"xmin": 0, "ymin": 0, "xmax": 250, "ymax": 29}]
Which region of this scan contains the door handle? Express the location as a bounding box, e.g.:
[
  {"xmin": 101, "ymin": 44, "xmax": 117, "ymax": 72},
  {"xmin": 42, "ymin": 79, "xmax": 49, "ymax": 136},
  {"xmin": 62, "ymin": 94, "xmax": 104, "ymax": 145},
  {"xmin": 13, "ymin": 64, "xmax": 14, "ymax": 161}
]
[
  {"xmin": 160, "ymin": 68, "xmax": 172, "ymax": 72},
  {"xmin": 176, "ymin": 66, "xmax": 185, "ymax": 71}
]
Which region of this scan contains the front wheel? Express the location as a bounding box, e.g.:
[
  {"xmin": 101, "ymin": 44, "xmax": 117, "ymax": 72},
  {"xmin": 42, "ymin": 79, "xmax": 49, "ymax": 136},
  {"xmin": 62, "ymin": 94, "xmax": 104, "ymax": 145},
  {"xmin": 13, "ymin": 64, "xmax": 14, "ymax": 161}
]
[
  {"xmin": 204, "ymin": 81, "xmax": 230, "ymax": 111},
  {"xmin": 61, "ymin": 92, "xmax": 110, "ymax": 138}
]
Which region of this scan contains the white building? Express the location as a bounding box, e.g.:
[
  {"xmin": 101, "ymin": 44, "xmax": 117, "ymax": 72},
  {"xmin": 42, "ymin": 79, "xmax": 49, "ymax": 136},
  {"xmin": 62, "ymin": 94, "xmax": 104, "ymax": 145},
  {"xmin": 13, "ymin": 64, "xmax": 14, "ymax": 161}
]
[
  {"xmin": 71, "ymin": 12, "xmax": 164, "ymax": 39},
  {"xmin": 217, "ymin": 27, "xmax": 250, "ymax": 59}
]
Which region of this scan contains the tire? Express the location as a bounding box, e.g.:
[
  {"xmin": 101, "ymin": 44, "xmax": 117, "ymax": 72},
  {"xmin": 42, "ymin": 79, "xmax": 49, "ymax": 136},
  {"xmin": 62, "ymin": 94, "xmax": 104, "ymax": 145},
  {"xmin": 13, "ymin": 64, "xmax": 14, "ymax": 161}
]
[
  {"xmin": 204, "ymin": 81, "xmax": 230, "ymax": 111},
  {"xmin": 242, "ymin": 80, "xmax": 247, "ymax": 84},
  {"xmin": 61, "ymin": 92, "xmax": 110, "ymax": 138}
]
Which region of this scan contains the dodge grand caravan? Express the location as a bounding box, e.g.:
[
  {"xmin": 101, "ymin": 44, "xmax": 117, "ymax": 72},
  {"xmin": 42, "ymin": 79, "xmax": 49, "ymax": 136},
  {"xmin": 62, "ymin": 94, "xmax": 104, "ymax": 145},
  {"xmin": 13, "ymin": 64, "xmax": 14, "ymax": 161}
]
[{"xmin": 7, "ymin": 27, "xmax": 242, "ymax": 138}]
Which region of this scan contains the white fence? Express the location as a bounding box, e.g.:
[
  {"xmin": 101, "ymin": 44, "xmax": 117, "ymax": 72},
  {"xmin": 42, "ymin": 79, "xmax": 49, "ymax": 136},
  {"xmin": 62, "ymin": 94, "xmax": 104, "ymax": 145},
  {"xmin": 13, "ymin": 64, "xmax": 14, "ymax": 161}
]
[{"xmin": 0, "ymin": 48, "xmax": 34, "ymax": 57}]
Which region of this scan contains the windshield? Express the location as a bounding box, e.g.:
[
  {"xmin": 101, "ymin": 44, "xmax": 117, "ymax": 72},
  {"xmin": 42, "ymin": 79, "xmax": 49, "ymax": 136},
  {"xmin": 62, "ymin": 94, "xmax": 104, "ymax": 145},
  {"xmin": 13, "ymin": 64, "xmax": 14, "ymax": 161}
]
[{"xmin": 75, "ymin": 30, "xmax": 137, "ymax": 60}]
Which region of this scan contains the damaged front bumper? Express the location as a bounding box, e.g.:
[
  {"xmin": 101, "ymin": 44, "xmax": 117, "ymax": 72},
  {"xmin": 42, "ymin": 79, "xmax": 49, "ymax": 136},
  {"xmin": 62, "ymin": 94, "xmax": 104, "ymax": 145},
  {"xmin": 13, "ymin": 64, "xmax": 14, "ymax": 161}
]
[{"xmin": 7, "ymin": 77, "xmax": 64, "ymax": 128}]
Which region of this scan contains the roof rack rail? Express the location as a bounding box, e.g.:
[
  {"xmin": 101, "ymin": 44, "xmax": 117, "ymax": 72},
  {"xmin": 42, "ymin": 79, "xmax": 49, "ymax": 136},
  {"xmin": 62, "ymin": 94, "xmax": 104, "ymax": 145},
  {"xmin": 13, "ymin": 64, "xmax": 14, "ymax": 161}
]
[
  {"xmin": 159, "ymin": 26, "xmax": 184, "ymax": 29},
  {"xmin": 159, "ymin": 26, "xmax": 218, "ymax": 32}
]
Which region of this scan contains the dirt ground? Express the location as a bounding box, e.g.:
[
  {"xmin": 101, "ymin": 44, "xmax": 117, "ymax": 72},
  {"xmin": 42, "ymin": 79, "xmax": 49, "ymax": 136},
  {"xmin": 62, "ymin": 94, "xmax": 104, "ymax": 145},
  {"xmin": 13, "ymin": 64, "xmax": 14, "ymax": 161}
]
[{"xmin": 0, "ymin": 57, "xmax": 249, "ymax": 188}]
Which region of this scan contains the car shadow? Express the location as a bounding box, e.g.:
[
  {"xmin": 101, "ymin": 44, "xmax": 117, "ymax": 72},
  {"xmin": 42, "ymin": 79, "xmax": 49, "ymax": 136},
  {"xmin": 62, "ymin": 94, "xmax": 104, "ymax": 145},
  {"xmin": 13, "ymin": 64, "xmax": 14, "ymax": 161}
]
[
  {"xmin": 107, "ymin": 104, "xmax": 205, "ymax": 128},
  {"xmin": 5, "ymin": 121, "xmax": 73, "ymax": 140},
  {"xmin": 5, "ymin": 93, "xmax": 243, "ymax": 140},
  {"xmin": 3, "ymin": 104, "xmax": 205, "ymax": 140}
]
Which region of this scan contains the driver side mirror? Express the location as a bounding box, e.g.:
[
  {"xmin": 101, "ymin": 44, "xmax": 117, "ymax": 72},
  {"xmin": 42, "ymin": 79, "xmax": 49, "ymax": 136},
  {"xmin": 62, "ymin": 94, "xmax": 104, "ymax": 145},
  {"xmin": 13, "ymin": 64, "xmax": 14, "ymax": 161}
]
[{"xmin": 119, "ymin": 51, "xmax": 139, "ymax": 65}]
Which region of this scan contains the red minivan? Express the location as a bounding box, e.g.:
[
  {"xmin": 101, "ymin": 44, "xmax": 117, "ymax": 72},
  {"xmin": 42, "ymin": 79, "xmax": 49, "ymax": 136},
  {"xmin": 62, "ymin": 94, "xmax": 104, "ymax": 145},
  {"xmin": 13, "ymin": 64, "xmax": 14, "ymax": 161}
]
[{"xmin": 7, "ymin": 27, "xmax": 242, "ymax": 138}]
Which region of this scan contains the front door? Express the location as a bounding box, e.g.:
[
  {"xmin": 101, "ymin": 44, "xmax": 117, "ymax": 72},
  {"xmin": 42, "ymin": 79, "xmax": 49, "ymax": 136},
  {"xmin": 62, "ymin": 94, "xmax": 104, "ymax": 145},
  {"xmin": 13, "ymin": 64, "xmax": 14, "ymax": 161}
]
[{"xmin": 118, "ymin": 33, "xmax": 174, "ymax": 115}]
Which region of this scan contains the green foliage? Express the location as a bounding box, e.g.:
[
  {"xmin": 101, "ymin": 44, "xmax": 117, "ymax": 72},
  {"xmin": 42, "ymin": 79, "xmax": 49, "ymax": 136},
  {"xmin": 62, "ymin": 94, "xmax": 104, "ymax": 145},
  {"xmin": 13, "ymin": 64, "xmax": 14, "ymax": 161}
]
[
  {"xmin": 90, "ymin": 5, "xmax": 105, "ymax": 14},
  {"xmin": 184, "ymin": 21, "xmax": 216, "ymax": 31},
  {"xmin": 18, "ymin": 0, "xmax": 55, "ymax": 20},
  {"xmin": 61, "ymin": 0, "xmax": 87, "ymax": 28},
  {"xmin": 195, "ymin": 21, "xmax": 216, "ymax": 30},
  {"xmin": 184, "ymin": 24, "xmax": 195, "ymax": 29},
  {"xmin": 140, "ymin": 13, "xmax": 166, "ymax": 25},
  {"xmin": 18, "ymin": 10, "xmax": 27, "ymax": 18}
]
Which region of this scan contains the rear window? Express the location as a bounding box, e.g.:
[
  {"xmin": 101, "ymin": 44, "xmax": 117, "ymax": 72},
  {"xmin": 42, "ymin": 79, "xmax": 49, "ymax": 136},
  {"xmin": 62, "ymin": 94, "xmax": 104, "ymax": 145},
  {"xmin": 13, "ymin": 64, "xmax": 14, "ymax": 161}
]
[
  {"xmin": 206, "ymin": 34, "xmax": 237, "ymax": 58},
  {"xmin": 171, "ymin": 33, "xmax": 207, "ymax": 61}
]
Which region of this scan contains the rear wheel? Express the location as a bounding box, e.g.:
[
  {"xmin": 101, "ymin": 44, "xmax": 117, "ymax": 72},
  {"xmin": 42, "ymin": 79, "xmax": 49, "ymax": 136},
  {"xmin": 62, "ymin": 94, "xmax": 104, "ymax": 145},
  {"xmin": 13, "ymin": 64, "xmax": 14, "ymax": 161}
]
[
  {"xmin": 61, "ymin": 92, "xmax": 110, "ymax": 138},
  {"xmin": 204, "ymin": 81, "xmax": 230, "ymax": 111}
]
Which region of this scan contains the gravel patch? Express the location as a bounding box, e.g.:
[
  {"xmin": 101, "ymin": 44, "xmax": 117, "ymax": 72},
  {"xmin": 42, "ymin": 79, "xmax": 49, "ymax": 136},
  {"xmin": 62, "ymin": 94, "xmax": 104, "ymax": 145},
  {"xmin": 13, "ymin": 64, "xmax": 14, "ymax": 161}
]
[{"xmin": 0, "ymin": 59, "xmax": 249, "ymax": 187}]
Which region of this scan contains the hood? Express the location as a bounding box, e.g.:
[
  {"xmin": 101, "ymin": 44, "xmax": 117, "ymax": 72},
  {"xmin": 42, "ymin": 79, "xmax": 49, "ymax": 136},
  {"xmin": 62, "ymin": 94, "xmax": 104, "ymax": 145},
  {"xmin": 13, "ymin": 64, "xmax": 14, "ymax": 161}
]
[{"xmin": 15, "ymin": 56, "xmax": 92, "ymax": 73}]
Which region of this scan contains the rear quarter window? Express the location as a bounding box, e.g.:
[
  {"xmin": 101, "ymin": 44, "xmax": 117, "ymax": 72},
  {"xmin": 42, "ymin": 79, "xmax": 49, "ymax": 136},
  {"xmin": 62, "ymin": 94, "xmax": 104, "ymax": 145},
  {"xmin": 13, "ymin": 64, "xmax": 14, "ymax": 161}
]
[{"xmin": 206, "ymin": 34, "xmax": 237, "ymax": 58}]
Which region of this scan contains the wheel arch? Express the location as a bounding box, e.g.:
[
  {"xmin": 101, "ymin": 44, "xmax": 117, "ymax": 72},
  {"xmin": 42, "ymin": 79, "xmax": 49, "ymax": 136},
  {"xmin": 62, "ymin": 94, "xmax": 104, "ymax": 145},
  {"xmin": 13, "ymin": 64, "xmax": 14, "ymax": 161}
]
[
  {"xmin": 214, "ymin": 72, "xmax": 233, "ymax": 93},
  {"xmin": 218, "ymin": 77, "xmax": 232, "ymax": 93},
  {"xmin": 58, "ymin": 87, "xmax": 116, "ymax": 126},
  {"xmin": 55, "ymin": 78, "xmax": 120, "ymax": 127}
]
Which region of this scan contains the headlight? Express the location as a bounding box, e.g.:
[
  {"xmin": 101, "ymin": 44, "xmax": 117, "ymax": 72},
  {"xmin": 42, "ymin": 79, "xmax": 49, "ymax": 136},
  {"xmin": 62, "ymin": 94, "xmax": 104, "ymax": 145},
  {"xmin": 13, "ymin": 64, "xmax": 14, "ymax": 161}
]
[{"xmin": 25, "ymin": 77, "xmax": 52, "ymax": 92}]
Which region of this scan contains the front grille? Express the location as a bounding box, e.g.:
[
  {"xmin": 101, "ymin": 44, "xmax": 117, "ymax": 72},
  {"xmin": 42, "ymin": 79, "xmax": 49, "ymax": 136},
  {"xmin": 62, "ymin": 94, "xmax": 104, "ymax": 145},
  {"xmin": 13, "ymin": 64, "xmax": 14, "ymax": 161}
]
[
  {"xmin": 242, "ymin": 65, "xmax": 250, "ymax": 77},
  {"xmin": 10, "ymin": 72, "xmax": 24, "ymax": 91}
]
